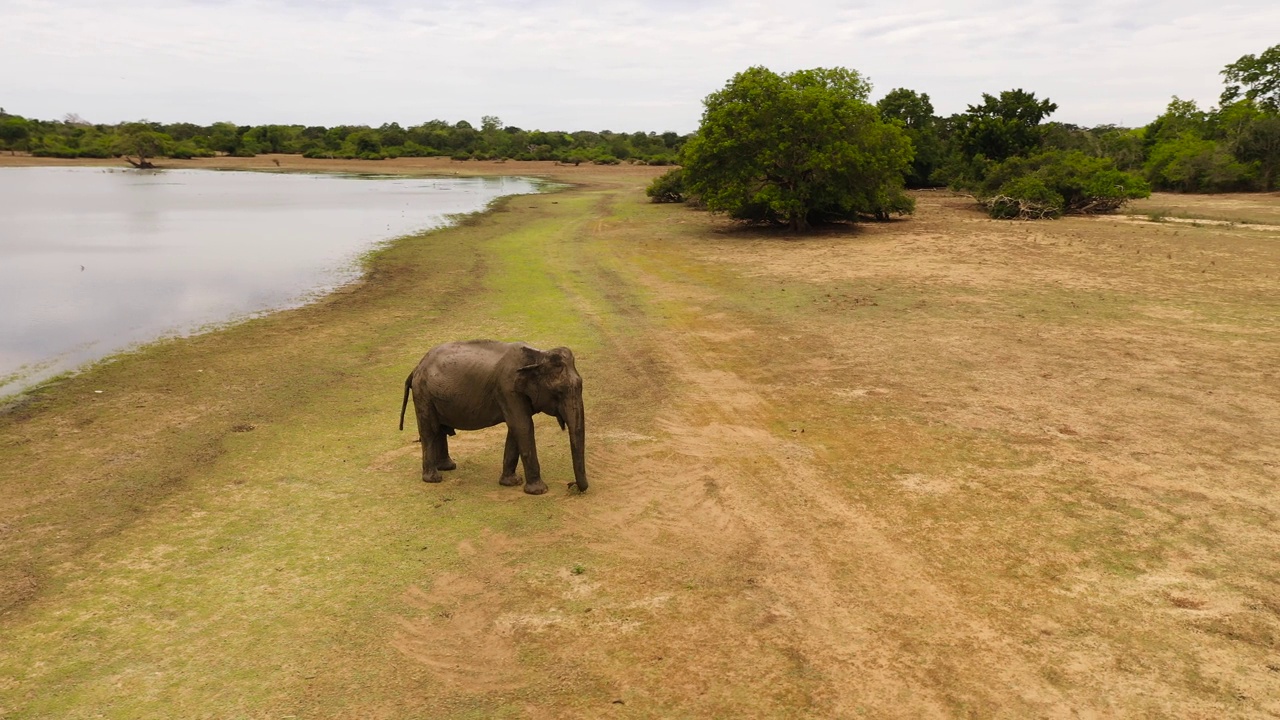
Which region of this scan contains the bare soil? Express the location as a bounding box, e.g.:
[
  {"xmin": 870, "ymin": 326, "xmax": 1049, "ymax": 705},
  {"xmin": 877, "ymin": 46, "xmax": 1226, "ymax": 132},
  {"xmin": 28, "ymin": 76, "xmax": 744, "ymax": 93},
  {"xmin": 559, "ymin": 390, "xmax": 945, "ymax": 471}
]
[{"xmin": 1, "ymin": 157, "xmax": 1278, "ymax": 718}]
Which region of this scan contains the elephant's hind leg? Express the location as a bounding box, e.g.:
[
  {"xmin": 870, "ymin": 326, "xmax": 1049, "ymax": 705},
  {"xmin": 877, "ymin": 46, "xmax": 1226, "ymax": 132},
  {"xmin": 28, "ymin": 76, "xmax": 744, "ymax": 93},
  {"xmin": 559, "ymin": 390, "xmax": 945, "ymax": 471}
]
[
  {"xmin": 413, "ymin": 401, "xmax": 444, "ymax": 484},
  {"xmin": 435, "ymin": 433, "xmax": 456, "ymax": 471}
]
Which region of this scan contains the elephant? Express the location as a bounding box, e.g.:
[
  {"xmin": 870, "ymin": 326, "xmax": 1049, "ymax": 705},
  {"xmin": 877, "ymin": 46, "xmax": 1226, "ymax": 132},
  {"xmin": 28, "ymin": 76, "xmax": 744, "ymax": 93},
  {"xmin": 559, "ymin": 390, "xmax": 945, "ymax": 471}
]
[{"xmin": 399, "ymin": 340, "xmax": 588, "ymax": 495}]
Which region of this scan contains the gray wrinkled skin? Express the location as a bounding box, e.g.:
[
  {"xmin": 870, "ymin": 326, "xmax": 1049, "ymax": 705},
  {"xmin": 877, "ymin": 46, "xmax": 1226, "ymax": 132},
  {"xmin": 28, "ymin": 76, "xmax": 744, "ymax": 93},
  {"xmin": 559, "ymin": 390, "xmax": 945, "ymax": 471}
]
[{"xmin": 400, "ymin": 340, "xmax": 588, "ymax": 495}]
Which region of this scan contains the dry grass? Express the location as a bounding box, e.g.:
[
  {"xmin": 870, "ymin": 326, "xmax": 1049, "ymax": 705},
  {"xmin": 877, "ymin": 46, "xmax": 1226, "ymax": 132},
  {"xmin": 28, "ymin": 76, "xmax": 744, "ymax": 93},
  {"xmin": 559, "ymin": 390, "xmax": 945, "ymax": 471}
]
[
  {"xmin": 1131, "ymin": 190, "xmax": 1280, "ymax": 226},
  {"xmin": 1, "ymin": 159, "xmax": 1278, "ymax": 718}
]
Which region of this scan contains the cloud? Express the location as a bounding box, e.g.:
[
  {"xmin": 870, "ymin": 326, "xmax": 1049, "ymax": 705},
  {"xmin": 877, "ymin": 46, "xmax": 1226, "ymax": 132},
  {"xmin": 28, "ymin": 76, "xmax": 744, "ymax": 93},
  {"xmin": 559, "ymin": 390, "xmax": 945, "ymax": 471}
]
[{"xmin": 2, "ymin": 0, "xmax": 1277, "ymax": 131}]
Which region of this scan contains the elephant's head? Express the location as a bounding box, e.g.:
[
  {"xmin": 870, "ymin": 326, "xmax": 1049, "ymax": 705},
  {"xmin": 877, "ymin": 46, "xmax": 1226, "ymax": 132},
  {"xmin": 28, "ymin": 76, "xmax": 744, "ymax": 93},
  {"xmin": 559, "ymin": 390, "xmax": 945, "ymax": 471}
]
[{"xmin": 517, "ymin": 346, "xmax": 588, "ymax": 492}]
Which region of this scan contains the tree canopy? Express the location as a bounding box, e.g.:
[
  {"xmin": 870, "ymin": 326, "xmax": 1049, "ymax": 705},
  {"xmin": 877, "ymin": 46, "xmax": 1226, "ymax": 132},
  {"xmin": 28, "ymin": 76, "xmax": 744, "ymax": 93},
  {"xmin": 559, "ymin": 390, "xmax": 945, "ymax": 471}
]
[
  {"xmin": 877, "ymin": 88, "xmax": 944, "ymax": 188},
  {"xmin": 1221, "ymin": 44, "xmax": 1280, "ymax": 112},
  {"xmin": 681, "ymin": 66, "xmax": 914, "ymax": 232},
  {"xmin": 877, "ymin": 88, "xmax": 935, "ymax": 130},
  {"xmin": 113, "ymin": 123, "xmax": 166, "ymax": 168},
  {"xmin": 0, "ymin": 109, "xmax": 691, "ymax": 166},
  {"xmin": 952, "ymin": 89, "xmax": 1058, "ymax": 164},
  {"xmin": 0, "ymin": 115, "xmax": 29, "ymax": 155}
]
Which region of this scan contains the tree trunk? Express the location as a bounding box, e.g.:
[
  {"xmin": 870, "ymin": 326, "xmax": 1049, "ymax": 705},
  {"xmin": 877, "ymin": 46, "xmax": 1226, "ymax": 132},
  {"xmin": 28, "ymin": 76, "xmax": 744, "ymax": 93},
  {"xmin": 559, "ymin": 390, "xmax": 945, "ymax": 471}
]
[{"xmin": 789, "ymin": 211, "xmax": 810, "ymax": 234}]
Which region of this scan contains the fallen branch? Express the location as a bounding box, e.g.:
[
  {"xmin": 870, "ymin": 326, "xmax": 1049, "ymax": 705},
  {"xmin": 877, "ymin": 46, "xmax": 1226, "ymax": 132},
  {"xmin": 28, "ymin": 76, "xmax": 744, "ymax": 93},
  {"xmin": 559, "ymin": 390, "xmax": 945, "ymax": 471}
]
[
  {"xmin": 122, "ymin": 155, "xmax": 156, "ymax": 169},
  {"xmin": 982, "ymin": 195, "xmax": 1060, "ymax": 220}
]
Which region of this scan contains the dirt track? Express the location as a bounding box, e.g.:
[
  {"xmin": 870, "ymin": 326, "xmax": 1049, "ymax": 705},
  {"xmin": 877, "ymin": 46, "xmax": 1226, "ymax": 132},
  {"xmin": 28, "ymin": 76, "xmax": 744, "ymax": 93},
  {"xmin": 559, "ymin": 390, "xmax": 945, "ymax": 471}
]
[{"xmin": 1, "ymin": 157, "xmax": 1278, "ymax": 717}]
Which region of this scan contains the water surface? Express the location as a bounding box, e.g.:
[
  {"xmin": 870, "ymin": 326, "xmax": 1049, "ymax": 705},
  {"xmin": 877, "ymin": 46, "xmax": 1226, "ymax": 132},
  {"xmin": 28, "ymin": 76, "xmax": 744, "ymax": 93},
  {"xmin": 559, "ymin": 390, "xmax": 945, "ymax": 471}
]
[{"xmin": 0, "ymin": 167, "xmax": 538, "ymax": 396}]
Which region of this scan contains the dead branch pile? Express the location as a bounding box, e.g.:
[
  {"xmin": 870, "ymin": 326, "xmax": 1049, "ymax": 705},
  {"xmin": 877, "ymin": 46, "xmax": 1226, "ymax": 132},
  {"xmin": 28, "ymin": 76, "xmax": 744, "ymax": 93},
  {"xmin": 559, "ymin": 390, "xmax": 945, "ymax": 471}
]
[
  {"xmin": 982, "ymin": 195, "xmax": 1060, "ymax": 220},
  {"xmin": 982, "ymin": 195, "xmax": 1133, "ymax": 220}
]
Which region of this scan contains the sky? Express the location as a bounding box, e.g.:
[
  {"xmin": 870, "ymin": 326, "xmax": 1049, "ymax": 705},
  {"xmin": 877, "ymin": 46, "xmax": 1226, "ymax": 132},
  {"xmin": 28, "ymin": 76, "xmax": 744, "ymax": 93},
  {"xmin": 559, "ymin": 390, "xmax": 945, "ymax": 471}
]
[{"xmin": 2, "ymin": 0, "xmax": 1277, "ymax": 133}]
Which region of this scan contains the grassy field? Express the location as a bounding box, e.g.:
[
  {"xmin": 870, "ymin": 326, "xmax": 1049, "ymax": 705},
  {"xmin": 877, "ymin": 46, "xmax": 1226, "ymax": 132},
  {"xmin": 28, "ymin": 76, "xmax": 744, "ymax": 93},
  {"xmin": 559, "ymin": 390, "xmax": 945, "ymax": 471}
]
[{"xmin": 1, "ymin": 156, "xmax": 1279, "ymax": 718}]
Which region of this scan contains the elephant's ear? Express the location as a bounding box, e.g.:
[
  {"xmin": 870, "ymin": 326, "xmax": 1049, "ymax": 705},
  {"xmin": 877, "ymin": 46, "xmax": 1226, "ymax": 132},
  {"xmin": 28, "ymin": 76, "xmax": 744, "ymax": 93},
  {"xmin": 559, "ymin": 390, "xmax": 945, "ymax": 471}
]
[
  {"xmin": 516, "ymin": 346, "xmax": 545, "ymax": 373},
  {"xmin": 518, "ymin": 346, "xmax": 567, "ymax": 374}
]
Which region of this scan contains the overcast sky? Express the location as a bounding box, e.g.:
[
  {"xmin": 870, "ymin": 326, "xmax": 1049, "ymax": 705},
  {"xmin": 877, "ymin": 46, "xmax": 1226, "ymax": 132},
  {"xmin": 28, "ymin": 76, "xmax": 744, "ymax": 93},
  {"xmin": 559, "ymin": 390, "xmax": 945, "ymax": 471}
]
[{"xmin": 2, "ymin": 0, "xmax": 1277, "ymax": 133}]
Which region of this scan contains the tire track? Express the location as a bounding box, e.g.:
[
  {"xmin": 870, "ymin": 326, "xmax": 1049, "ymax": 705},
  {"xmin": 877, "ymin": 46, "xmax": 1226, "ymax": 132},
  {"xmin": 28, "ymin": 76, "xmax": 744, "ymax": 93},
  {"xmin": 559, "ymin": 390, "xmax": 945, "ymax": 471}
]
[{"xmin": 580, "ymin": 260, "xmax": 1079, "ymax": 716}]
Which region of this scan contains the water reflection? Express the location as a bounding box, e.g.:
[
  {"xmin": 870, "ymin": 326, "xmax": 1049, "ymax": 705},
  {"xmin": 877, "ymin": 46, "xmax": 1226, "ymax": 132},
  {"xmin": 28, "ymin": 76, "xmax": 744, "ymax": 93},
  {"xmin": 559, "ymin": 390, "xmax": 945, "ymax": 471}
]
[{"xmin": 0, "ymin": 167, "xmax": 539, "ymax": 396}]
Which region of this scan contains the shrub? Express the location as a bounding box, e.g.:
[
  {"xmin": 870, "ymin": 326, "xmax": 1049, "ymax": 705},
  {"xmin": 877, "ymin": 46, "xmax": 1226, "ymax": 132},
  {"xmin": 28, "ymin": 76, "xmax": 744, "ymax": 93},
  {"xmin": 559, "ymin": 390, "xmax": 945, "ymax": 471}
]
[
  {"xmin": 31, "ymin": 143, "xmax": 79, "ymax": 159},
  {"xmin": 985, "ymin": 177, "xmax": 1065, "ymax": 219},
  {"xmin": 168, "ymin": 141, "xmax": 215, "ymax": 159},
  {"xmin": 646, "ymin": 168, "xmax": 686, "ymax": 203},
  {"xmin": 1145, "ymin": 136, "xmax": 1255, "ymax": 192},
  {"xmin": 866, "ymin": 188, "xmax": 917, "ymax": 220},
  {"xmin": 975, "ymin": 150, "xmax": 1149, "ymax": 219},
  {"xmin": 398, "ymin": 142, "xmax": 437, "ymax": 157},
  {"xmin": 75, "ymin": 144, "xmax": 114, "ymax": 159}
]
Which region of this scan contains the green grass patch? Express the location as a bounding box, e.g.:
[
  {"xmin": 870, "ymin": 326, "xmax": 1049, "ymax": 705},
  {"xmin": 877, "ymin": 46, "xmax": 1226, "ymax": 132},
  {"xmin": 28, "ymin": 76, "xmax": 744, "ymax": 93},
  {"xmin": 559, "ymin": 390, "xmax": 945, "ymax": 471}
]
[{"xmin": 0, "ymin": 182, "xmax": 645, "ymax": 717}]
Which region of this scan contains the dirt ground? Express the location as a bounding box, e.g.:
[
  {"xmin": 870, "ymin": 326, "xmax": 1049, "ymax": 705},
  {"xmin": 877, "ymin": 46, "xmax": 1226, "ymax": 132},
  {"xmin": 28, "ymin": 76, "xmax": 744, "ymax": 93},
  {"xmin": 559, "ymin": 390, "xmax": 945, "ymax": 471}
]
[{"xmin": 1, "ymin": 156, "xmax": 1278, "ymax": 718}]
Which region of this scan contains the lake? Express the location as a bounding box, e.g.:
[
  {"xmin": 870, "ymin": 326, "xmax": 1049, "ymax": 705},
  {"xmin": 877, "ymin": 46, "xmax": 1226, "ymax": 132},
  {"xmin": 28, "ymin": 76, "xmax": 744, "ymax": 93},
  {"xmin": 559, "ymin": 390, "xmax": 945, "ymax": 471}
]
[{"xmin": 0, "ymin": 167, "xmax": 540, "ymax": 397}]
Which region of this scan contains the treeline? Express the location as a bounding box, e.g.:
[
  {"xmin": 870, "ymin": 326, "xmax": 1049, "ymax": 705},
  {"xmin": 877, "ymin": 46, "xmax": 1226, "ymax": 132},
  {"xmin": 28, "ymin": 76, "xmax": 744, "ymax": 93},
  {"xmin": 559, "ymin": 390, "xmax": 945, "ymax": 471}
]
[
  {"xmin": 878, "ymin": 44, "xmax": 1280, "ymax": 195},
  {"xmin": 879, "ymin": 91, "xmax": 1279, "ymax": 195},
  {"xmin": 648, "ymin": 46, "xmax": 1279, "ymax": 225},
  {"xmin": 2, "ymin": 45, "xmax": 1277, "ymax": 200},
  {"xmin": 0, "ymin": 113, "xmax": 690, "ymax": 165}
]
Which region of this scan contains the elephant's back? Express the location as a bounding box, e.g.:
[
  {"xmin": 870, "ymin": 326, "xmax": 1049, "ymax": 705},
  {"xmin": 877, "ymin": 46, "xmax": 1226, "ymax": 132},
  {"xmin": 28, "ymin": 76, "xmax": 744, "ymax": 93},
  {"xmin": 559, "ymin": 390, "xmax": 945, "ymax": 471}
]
[
  {"xmin": 423, "ymin": 339, "xmax": 521, "ymax": 373},
  {"xmin": 418, "ymin": 340, "xmax": 514, "ymax": 429}
]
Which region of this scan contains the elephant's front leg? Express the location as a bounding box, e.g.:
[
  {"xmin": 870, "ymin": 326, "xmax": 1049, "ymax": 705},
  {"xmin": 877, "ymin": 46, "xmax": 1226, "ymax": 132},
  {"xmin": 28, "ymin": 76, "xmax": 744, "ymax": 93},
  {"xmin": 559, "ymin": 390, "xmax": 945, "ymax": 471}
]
[
  {"xmin": 498, "ymin": 427, "xmax": 522, "ymax": 487},
  {"xmin": 507, "ymin": 414, "xmax": 546, "ymax": 495}
]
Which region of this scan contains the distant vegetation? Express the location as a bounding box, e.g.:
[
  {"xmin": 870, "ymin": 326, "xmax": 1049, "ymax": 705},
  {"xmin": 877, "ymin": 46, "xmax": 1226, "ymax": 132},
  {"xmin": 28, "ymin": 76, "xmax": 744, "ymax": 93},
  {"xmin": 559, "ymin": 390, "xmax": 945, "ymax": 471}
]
[
  {"xmin": 873, "ymin": 45, "xmax": 1280, "ymax": 198},
  {"xmin": 3, "ymin": 43, "xmax": 1277, "ymax": 223},
  {"xmin": 650, "ymin": 45, "xmax": 1279, "ymax": 224},
  {"xmin": 930, "ymin": 89, "xmax": 1151, "ymax": 219},
  {"xmin": 0, "ymin": 112, "xmax": 688, "ymax": 166}
]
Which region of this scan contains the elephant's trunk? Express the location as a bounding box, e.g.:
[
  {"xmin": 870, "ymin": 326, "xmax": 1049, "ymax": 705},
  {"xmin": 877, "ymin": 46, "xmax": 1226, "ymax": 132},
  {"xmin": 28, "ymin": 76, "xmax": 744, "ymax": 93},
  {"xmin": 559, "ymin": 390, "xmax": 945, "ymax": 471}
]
[{"xmin": 566, "ymin": 398, "xmax": 588, "ymax": 492}]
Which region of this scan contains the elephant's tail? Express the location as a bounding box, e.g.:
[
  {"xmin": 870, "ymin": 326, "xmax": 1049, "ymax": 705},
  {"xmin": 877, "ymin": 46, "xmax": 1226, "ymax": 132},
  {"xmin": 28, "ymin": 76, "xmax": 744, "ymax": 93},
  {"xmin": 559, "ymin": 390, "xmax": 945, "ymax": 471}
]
[{"xmin": 399, "ymin": 373, "xmax": 413, "ymax": 431}]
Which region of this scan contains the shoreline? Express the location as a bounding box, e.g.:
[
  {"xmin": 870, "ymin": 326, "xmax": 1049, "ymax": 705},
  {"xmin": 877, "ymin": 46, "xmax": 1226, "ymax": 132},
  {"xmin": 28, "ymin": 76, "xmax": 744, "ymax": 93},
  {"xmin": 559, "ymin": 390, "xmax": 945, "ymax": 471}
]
[
  {"xmin": 0, "ymin": 167, "xmax": 554, "ymax": 402},
  {"xmin": 0, "ymin": 157, "xmax": 665, "ymax": 404},
  {"xmin": 0, "ymin": 151, "xmax": 669, "ymax": 184},
  {"xmin": 0, "ymin": 167, "xmax": 637, "ymax": 612}
]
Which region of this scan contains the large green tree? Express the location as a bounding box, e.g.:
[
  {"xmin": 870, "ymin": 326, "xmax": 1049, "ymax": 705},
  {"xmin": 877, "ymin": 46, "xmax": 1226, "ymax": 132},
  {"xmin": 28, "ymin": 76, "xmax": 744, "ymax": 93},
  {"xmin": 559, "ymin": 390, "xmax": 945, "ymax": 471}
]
[
  {"xmin": 0, "ymin": 115, "xmax": 30, "ymax": 155},
  {"xmin": 113, "ymin": 122, "xmax": 169, "ymax": 168},
  {"xmin": 953, "ymin": 89, "xmax": 1058, "ymax": 163},
  {"xmin": 878, "ymin": 88, "xmax": 944, "ymax": 187},
  {"xmin": 682, "ymin": 66, "xmax": 914, "ymax": 232},
  {"xmin": 1144, "ymin": 96, "xmax": 1212, "ymax": 148},
  {"xmin": 1221, "ymin": 44, "xmax": 1280, "ymax": 112},
  {"xmin": 1235, "ymin": 115, "xmax": 1280, "ymax": 190}
]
